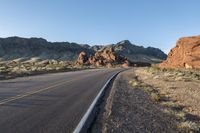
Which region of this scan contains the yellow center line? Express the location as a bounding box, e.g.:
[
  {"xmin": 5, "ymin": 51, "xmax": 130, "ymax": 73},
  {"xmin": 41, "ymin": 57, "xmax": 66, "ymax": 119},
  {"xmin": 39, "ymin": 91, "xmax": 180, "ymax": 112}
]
[{"xmin": 0, "ymin": 75, "xmax": 89, "ymax": 106}]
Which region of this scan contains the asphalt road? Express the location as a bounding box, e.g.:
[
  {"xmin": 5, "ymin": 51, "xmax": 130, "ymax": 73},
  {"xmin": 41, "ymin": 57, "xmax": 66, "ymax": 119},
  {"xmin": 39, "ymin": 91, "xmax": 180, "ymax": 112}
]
[{"xmin": 0, "ymin": 68, "xmax": 123, "ymax": 133}]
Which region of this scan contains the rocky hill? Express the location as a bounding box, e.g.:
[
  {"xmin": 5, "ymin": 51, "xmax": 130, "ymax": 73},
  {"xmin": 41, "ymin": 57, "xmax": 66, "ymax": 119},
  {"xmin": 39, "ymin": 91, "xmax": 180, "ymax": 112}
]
[
  {"xmin": 0, "ymin": 37, "xmax": 166, "ymax": 63},
  {"xmin": 90, "ymin": 40, "xmax": 166, "ymax": 63},
  {"xmin": 0, "ymin": 37, "xmax": 94, "ymax": 61},
  {"xmin": 159, "ymin": 35, "xmax": 200, "ymax": 69}
]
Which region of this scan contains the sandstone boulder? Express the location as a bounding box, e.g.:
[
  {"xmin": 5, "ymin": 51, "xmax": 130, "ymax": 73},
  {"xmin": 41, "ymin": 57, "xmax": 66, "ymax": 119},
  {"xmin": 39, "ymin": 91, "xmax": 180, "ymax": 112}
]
[
  {"xmin": 122, "ymin": 60, "xmax": 130, "ymax": 68},
  {"xmin": 159, "ymin": 35, "xmax": 200, "ymax": 69},
  {"xmin": 76, "ymin": 52, "xmax": 88, "ymax": 65}
]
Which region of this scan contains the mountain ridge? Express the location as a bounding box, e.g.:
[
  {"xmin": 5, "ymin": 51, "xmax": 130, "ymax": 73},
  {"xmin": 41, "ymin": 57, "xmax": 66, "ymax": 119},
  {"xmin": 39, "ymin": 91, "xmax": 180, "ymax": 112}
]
[{"xmin": 0, "ymin": 36, "xmax": 167, "ymax": 63}]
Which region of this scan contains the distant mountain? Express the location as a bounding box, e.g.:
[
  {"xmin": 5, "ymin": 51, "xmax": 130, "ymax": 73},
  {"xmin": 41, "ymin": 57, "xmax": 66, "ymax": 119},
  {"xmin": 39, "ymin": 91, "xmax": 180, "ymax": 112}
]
[
  {"xmin": 90, "ymin": 40, "xmax": 167, "ymax": 63},
  {"xmin": 0, "ymin": 37, "xmax": 166, "ymax": 63},
  {"xmin": 112, "ymin": 40, "xmax": 167, "ymax": 63},
  {"xmin": 0, "ymin": 37, "xmax": 94, "ymax": 61}
]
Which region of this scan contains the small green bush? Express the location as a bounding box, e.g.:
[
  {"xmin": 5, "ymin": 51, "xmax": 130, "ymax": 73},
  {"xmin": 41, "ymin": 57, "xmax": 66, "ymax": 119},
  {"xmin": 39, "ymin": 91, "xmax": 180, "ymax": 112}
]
[{"xmin": 150, "ymin": 92, "xmax": 161, "ymax": 102}]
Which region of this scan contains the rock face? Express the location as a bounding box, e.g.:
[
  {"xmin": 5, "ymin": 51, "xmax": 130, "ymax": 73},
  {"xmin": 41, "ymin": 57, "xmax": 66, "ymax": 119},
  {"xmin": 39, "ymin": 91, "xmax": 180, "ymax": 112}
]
[
  {"xmin": 159, "ymin": 35, "xmax": 200, "ymax": 69},
  {"xmin": 76, "ymin": 47, "xmax": 129, "ymax": 67}
]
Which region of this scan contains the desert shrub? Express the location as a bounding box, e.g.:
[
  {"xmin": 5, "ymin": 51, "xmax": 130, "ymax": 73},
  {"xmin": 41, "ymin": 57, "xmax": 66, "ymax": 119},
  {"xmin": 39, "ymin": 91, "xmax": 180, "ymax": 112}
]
[
  {"xmin": 148, "ymin": 65, "xmax": 169, "ymax": 74},
  {"xmin": 178, "ymin": 121, "xmax": 199, "ymax": 132},
  {"xmin": 150, "ymin": 92, "xmax": 161, "ymax": 102}
]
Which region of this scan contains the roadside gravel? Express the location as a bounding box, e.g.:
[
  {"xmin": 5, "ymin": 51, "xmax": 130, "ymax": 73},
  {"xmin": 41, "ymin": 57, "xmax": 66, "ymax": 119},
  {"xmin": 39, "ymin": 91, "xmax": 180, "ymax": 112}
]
[{"xmin": 90, "ymin": 69, "xmax": 181, "ymax": 133}]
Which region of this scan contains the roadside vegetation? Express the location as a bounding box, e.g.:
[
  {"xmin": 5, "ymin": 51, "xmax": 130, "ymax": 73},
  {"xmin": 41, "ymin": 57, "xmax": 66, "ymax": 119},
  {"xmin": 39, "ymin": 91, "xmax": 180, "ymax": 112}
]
[
  {"xmin": 130, "ymin": 66, "xmax": 200, "ymax": 133},
  {"xmin": 148, "ymin": 65, "xmax": 200, "ymax": 80},
  {"xmin": 0, "ymin": 59, "xmax": 94, "ymax": 80}
]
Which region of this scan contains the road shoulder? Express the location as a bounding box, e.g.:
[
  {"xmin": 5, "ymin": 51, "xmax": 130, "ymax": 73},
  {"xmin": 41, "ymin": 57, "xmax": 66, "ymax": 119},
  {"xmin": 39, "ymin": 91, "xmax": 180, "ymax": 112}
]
[{"xmin": 90, "ymin": 68, "xmax": 181, "ymax": 133}]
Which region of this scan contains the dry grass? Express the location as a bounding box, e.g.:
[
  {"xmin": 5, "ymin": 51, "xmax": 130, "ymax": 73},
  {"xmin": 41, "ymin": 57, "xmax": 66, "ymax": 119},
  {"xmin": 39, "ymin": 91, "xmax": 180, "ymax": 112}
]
[
  {"xmin": 148, "ymin": 65, "xmax": 200, "ymax": 81},
  {"xmin": 178, "ymin": 121, "xmax": 199, "ymax": 132},
  {"xmin": 0, "ymin": 60, "xmax": 93, "ymax": 80},
  {"xmin": 129, "ymin": 77, "xmax": 162, "ymax": 102},
  {"xmin": 150, "ymin": 92, "xmax": 161, "ymax": 102},
  {"xmin": 162, "ymin": 108, "xmax": 185, "ymax": 121},
  {"xmin": 132, "ymin": 67, "xmax": 200, "ymax": 132}
]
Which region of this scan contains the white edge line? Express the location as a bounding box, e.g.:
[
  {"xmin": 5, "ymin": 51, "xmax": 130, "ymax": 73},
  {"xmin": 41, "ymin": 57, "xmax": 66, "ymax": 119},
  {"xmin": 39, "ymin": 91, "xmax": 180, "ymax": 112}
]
[{"xmin": 73, "ymin": 70, "xmax": 122, "ymax": 133}]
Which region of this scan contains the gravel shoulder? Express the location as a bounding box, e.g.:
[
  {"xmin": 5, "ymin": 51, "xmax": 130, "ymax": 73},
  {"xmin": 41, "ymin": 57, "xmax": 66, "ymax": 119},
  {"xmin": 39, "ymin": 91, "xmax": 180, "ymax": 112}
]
[{"xmin": 90, "ymin": 68, "xmax": 183, "ymax": 133}]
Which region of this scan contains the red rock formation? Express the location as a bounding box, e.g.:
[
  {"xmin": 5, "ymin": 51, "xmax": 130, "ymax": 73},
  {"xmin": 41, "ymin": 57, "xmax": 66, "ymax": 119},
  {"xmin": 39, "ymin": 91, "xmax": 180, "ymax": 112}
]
[
  {"xmin": 159, "ymin": 35, "xmax": 200, "ymax": 69},
  {"xmin": 76, "ymin": 52, "xmax": 88, "ymax": 65},
  {"xmin": 122, "ymin": 60, "xmax": 130, "ymax": 68},
  {"xmin": 76, "ymin": 47, "xmax": 130, "ymax": 67}
]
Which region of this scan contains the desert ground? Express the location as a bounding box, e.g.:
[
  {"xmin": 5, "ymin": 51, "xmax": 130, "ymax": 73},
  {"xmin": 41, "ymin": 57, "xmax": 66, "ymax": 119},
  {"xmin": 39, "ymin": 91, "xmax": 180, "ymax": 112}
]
[{"xmin": 91, "ymin": 67, "xmax": 200, "ymax": 133}]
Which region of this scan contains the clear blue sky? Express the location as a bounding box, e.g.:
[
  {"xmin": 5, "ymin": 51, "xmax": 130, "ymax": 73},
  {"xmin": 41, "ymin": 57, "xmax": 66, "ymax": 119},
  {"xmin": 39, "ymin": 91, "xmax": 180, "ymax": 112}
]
[{"xmin": 0, "ymin": 0, "xmax": 200, "ymax": 53}]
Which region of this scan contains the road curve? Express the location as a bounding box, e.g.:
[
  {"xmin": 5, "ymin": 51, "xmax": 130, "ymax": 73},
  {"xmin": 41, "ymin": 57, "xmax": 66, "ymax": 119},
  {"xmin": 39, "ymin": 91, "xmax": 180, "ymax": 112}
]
[{"xmin": 0, "ymin": 68, "xmax": 123, "ymax": 133}]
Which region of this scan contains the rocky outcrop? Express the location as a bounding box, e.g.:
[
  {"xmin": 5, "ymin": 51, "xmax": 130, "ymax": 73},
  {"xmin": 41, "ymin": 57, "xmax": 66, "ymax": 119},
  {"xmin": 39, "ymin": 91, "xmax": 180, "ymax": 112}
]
[
  {"xmin": 76, "ymin": 47, "xmax": 152, "ymax": 67},
  {"xmin": 159, "ymin": 35, "xmax": 200, "ymax": 69},
  {"xmin": 76, "ymin": 52, "xmax": 89, "ymax": 65},
  {"xmin": 76, "ymin": 47, "xmax": 130, "ymax": 67}
]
